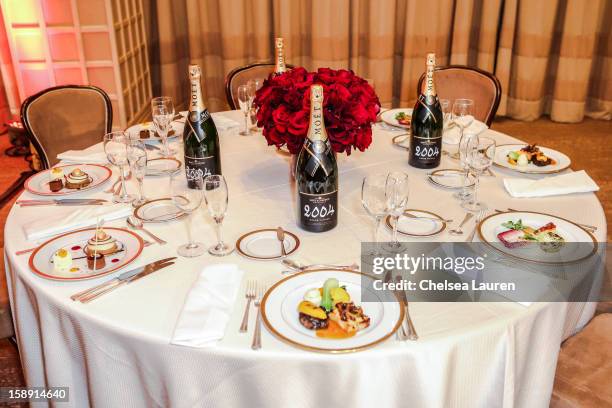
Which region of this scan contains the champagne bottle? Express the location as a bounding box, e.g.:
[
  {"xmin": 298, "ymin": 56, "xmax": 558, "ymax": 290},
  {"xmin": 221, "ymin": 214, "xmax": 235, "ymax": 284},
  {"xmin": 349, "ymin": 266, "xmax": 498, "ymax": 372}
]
[
  {"xmin": 295, "ymin": 85, "xmax": 338, "ymax": 232},
  {"xmin": 274, "ymin": 37, "xmax": 287, "ymax": 74},
  {"xmin": 183, "ymin": 64, "xmax": 221, "ymax": 188},
  {"xmin": 408, "ymin": 53, "xmax": 443, "ymax": 169}
]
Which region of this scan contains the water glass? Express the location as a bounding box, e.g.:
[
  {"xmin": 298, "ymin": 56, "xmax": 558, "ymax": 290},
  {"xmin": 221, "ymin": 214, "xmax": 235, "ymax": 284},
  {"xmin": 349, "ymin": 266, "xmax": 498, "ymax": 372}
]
[
  {"xmin": 452, "ymin": 99, "xmax": 475, "ymax": 134},
  {"xmin": 151, "ymin": 96, "xmax": 175, "ymax": 156},
  {"xmin": 203, "ymin": 175, "xmax": 234, "ymax": 256},
  {"xmin": 127, "ymin": 140, "xmax": 148, "ymax": 207},
  {"xmin": 171, "ymin": 173, "xmax": 205, "ymax": 257},
  {"xmin": 237, "ymin": 85, "xmax": 251, "ymax": 136},
  {"xmin": 385, "ymin": 172, "xmax": 410, "ymax": 249},
  {"xmin": 462, "ymin": 136, "xmax": 496, "ymax": 212},
  {"xmin": 453, "ymin": 130, "xmax": 479, "ymax": 201},
  {"xmin": 361, "ymin": 174, "xmax": 392, "ymax": 257},
  {"xmin": 103, "ymin": 131, "xmax": 134, "ymax": 203}
]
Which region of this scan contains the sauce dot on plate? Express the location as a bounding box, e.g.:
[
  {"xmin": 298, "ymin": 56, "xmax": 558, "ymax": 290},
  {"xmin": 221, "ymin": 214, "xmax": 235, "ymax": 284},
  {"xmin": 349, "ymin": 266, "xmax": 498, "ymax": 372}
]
[
  {"xmin": 71, "ymin": 245, "xmax": 81, "ymax": 251},
  {"xmin": 111, "ymin": 259, "xmax": 119, "ymax": 263},
  {"xmin": 69, "ymin": 267, "xmax": 80, "ymax": 273}
]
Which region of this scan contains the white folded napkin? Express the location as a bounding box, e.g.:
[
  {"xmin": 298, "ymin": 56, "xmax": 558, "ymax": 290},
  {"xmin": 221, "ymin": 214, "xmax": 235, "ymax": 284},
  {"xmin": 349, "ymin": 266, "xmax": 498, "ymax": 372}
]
[
  {"xmin": 22, "ymin": 204, "xmax": 132, "ymax": 241},
  {"xmin": 503, "ymin": 170, "xmax": 599, "ymax": 198},
  {"xmin": 171, "ymin": 264, "xmax": 244, "ymax": 348},
  {"xmin": 57, "ymin": 149, "xmax": 108, "ymax": 164},
  {"xmin": 211, "ymin": 113, "xmax": 240, "ymax": 131},
  {"xmin": 443, "ymin": 117, "xmax": 488, "ymax": 145}
]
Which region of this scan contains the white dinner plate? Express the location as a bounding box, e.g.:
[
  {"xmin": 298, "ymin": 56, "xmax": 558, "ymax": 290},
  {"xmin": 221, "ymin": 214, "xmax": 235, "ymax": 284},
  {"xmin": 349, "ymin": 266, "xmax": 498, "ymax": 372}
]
[
  {"xmin": 24, "ymin": 164, "xmax": 111, "ymax": 196},
  {"xmin": 478, "ymin": 211, "xmax": 597, "ymax": 264},
  {"xmin": 236, "ymin": 228, "xmax": 300, "ymax": 260},
  {"xmin": 126, "ymin": 121, "xmax": 184, "ymax": 142},
  {"xmin": 146, "ymin": 158, "xmax": 182, "ymax": 176},
  {"xmin": 29, "ymin": 227, "xmax": 144, "ymax": 280},
  {"xmin": 381, "ymin": 108, "xmax": 413, "ymax": 129},
  {"xmin": 493, "ymin": 144, "xmax": 571, "ymax": 174},
  {"xmin": 385, "ymin": 209, "xmax": 447, "ymax": 237},
  {"xmin": 261, "ymin": 270, "xmax": 404, "ymax": 353},
  {"xmin": 134, "ymin": 198, "xmax": 186, "ymax": 223},
  {"xmin": 428, "ymin": 169, "xmax": 475, "ymax": 189}
]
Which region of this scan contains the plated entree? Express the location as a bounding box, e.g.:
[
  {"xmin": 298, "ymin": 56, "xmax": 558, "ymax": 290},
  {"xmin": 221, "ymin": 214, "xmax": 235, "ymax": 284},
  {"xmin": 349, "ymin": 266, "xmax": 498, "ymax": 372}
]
[
  {"xmin": 497, "ymin": 219, "xmax": 565, "ymax": 252},
  {"xmin": 506, "ymin": 144, "xmax": 556, "ymax": 167},
  {"xmin": 394, "ymin": 111, "xmax": 411, "ymax": 126},
  {"xmin": 298, "ymin": 278, "xmax": 370, "ymax": 338}
]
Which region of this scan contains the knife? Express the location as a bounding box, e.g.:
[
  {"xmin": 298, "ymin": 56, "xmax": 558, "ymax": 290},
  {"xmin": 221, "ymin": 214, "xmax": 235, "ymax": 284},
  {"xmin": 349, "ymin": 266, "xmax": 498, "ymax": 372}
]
[
  {"xmin": 71, "ymin": 257, "xmax": 177, "ymax": 302},
  {"xmin": 17, "ymin": 199, "xmax": 108, "ymax": 206}
]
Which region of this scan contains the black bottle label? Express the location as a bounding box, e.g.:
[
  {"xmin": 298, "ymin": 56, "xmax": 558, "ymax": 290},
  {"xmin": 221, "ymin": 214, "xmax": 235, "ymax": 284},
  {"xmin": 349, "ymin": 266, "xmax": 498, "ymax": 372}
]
[
  {"xmin": 298, "ymin": 190, "xmax": 338, "ymax": 232},
  {"xmin": 409, "ymin": 135, "xmax": 442, "ymax": 167},
  {"xmin": 185, "ymin": 155, "xmax": 215, "ymax": 180}
]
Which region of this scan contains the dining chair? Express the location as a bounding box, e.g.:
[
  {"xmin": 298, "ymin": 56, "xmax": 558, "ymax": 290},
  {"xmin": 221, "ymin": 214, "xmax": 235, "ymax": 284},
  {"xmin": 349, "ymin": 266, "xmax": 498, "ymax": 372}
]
[
  {"xmin": 416, "ymin": 65, "xmax": 502, "ymax": 126},
  {"xmin": 225, "ymin": 62, "xmax": 295, "ymax": 110},
  {"xmin": 21, "ymin": 85, "xmax": 113, "ymax": 169}
]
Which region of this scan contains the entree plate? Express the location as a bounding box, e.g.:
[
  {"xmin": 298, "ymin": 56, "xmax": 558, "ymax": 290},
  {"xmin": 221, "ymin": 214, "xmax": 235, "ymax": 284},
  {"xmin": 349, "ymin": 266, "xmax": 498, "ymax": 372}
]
[
  {"xmin": 428, "ymin": 169, "xmax": 475, "ymax": 189},
  {"xmin": 478, "ymin": 211, "xmax": 597, "ymax": 264},
  {"xmin": 24, "ymin": 164, "xmax": 111, "ymax": 196},
  {"xmin": 381, "ymin": 108, "xmax": 413, "ymax": 129},
  {"xmin": 261, "ymin": 270, "xmax": 404, "ymax": 353},
  {"xmin": 146, "ymin": 158, "xmax": 182, "ymax": 176},
  {"xmin": 385, "ymin": 209, "xmax": 447, "ymax": 237},
  {"xmin": 134, "ymin": 198, "xmax": 186, "ymax": 223},
  {"xmin": 29, "ymin": 227, "xmax": 144, "ymax": 280},
  {"xmin": 493, "ymin": 144, "xmax": 571, "ymax": 174},
  {"xmin": 236, "ymin": 228, "xmax": 299, "ymax": 260}
]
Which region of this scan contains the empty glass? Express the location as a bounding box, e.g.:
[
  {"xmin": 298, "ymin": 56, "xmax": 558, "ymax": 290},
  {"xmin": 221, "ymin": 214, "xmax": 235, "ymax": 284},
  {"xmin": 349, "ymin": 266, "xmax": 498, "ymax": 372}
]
[
  {"xmin": 440, "ymin": 99, "xmax": 451, "ymax": 130},
  {"xmin": 127, "ymin": 139, "xmax": 148, "ymax": 207},
  {"xmin": 237, "ymin": 85, "xmax": 252, "ymax": 136},
  {"xmin": 452, "ymin": 98, "xmax": 474, "ymax": 136},
  {"xmin": 103, "ymin": 131, "xmax": 134, "ymax": 203},
  {"xmin": 171, "ymin": 173, "xmax": 205, "ymax": 257},
  {"xmin": 462, "ymin": 136, "xmax": 496, "ymax": 212},
  {"xmin": 385, "ymin": 171, "xmax": 410, "ymax": 249},
  {"xmin": 203, "ymin": 175, "xmax": 234, "ymax": 256},
  {"xmin": 247, "ymin": 79, "xmax": 262, "ymax": 131},
  {"xmin": 362, "ymin": 174, "xmax": 392, "ymax": 258},
  {"xmin": 453, "ymin": 130, "xmax": 479, "ymax": 201},
  {"xmin": 151, "ymin": 96, "xmax": 175, "ymax": 156}
]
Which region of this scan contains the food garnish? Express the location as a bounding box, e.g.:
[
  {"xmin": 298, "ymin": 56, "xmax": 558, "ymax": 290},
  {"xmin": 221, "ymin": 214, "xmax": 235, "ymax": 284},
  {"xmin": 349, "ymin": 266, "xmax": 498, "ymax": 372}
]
[
  {"xmin": 498, "ymin": 219, "xmax": 565, "ymax": 252},
  {"xmin": 394, "ymin": 111, "xmax": 411, "ymax": 126},
  {"xmin": 506, "ymin": 144, "xmax": 557, "ymax": 167}
]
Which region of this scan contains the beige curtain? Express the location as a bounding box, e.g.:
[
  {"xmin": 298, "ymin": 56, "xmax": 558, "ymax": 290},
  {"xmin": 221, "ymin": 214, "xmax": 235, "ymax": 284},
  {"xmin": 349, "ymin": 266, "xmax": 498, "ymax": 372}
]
[{"xmin": 150, "ymin": 0, "xmax": 611, "ymax": 122}]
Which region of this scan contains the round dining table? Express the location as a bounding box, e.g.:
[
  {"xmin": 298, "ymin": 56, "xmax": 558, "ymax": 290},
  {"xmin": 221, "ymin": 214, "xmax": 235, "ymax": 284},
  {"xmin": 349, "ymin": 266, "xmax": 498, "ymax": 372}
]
[{"xmin": 4, "ymin": 110, "xmax": 607, "ymax": 408}]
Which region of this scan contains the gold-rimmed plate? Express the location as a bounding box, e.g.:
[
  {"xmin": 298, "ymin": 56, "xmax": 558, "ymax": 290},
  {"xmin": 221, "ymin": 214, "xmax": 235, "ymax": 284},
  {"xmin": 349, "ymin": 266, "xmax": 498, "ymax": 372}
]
[
  {"xmin": 134, "ymin": 198, "xmax": 186, "ymax": 223},
  {"xmin": 493, "ymin": 144, "xmax": 571, "ymax": 174},
  {"xmin": 236, "ymin": 228, "xmax": 300, "ymax": 260},
  {"xmin": 385, "ymin": 209, "xmax": 447, "ymax": 237},
  {"xmin": 261, "ymin": 270, "xmax": 404, "ymax": 353},
  {"xmin": 381, "ymin": 108, "xmax": 413, "ymax": 129},
  {"xmin": 24, "ymin": 164, "xmax": 111, "ymax": 196},
  {"xmin": 392, "ymin": 134, "xmax": 410, "ymax": 150},
  {"xmin": 428, "ymin": 169, "xmax": 475, "ymax": 189},
  {"xmin": 146, "ymin": 158, "xmax": 182, "ymax": 177}
]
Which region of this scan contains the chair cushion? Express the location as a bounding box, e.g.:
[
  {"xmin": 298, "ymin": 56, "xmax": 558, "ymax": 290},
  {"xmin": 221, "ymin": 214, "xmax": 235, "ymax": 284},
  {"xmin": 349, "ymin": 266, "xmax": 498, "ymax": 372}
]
[{"xmin": 551, "ymin": 313, "xmax": 612, "ymax": 407}]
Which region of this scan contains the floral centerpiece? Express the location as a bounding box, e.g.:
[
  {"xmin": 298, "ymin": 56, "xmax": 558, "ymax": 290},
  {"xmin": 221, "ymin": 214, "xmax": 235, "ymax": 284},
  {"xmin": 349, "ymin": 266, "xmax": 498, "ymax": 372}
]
[{"xmin": 253, "ymin": 67, "xmax": 380, "ymax": 155}]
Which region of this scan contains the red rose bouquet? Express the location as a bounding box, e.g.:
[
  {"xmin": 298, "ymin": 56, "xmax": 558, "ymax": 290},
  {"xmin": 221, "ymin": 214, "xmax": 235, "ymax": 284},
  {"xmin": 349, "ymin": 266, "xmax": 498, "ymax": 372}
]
[{"xmin": 253, "ymin": 67, "xmax": 380, "ymax": 155}]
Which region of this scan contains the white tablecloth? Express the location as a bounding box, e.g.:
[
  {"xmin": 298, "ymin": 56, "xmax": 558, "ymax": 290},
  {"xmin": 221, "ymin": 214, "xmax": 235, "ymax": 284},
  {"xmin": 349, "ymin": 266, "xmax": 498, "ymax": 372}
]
[{"xmin": 4, "ymin": 110, "xmax": 607, "ymax": 408}]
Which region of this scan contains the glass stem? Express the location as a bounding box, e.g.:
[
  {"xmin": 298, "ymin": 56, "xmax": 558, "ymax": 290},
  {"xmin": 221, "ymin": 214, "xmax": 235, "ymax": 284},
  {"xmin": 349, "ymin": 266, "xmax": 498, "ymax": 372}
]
[
  {"xmin": 244, "ymin": 113, "xmax": 249, "ymax": 135},
  {"xmin": 162, "ymin": 134, "xmax": 169, "ymax": 156},
  {"xmin": 392, "ymin": 215, "xmax": 399, "ymax": 245},
  {"xmin": 473, "ymin": 172, "xmax": 480, "ymax": 205},
  {"xmin": 138, "ymin": 179, "xmax": 144, "ymax": 201},
  {"xmin": 373, "ymin": 216, "xmax": 382, "ymax": 255},
  {"xmin": 119, "ymin": 165, "xmax": 127, "ymax": 197},
  {"xmin": 185, "ymin": 212, "xmax": 194, "ymax": 248},
  {"xmin": 215, "ymin": 220, "xmax": 223, "ymax": 247}
]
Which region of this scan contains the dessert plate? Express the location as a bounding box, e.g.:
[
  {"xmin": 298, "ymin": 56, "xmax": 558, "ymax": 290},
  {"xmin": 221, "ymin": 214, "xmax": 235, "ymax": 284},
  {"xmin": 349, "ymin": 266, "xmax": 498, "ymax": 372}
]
[
  {"xmin": 126, "ymin": 121, "xmax": 183, "ymax": 142},
  {"xmin": 29, "ymin": 227, "xmax": 144, "ymax": 281},
  {"xmin": 134, "ymin": 198, "xmax": 186, "ymax": 223},
  {"xmin": 385, "ymin": 209, "xmax": 446, "ymax": 237},
  {"xmin": 24, "ymin": 164, "xmax": 111, "ymax": 196},
  {"xmin": 146, "ymin": 158, "xmax": 182, "ymax": 176},
  {"xmin": 478, "ymin": 211, "xmax": 597, "ymax": 264},
  {"xmin": 428, "ymin": 169, "xmax": 475, "ymax": 189},
  {"xmin": 380, "ymin": 108, "xmax": 413, "ymax": 129},
  {"xmin": 236, "ymin": 228, "xmax": 300, "ymax": 260},
  {"xmin": 493, "ymin": 144, "xmax": 571, "ymax": 174},
  {"xmin": 262, "ymin": 270, "xmax": 404, "ymax": 353}
]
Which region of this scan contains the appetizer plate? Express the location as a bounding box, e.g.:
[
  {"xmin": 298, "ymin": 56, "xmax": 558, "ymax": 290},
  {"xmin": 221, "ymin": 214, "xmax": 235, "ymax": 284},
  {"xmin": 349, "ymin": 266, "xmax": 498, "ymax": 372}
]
[
  {"xmin": 478, "ymin": 211, "xmax": 597, "ymax": 264},
  {"xmin": 392, "ymin": 134, "xmax": 410, "ymax": 150},
  {"xmin": 29, "ymin": 227, "xmax": 144, "ymax": 281},
  {"xmin": 385, "ymin": 209, "xmax": 446, "ymax": 237},
  {"xmin": 262, "ymin": 270, "xmax": 404, "ymax": 353},
  {"xmin": 428, "ymin": 169, "xmax": 475, "ymax": 189},
  {"xmin": 236, "ymin": 228, "xmax": 300, "ymax": 260},
  {"xmin": 146, "ymin": 158, "xmax": 182, "ymax": 176},
  {"xmin": 381, "ymin": 108, "xmax": 413, "ymax": 129},
  {"xmin": 24, "ymin": 164, "xmax": 111, "ymax": 196},
  {"xmin": 126, "ymin": 121, "xmax": 183, "ymax": 142},
  {"xmin": 493, "ymin": 144, "xmax": 571, "ymax": 174},
  {"xmin": 134, "ymin": 198, "xmax": 186, "ymax": 223}
]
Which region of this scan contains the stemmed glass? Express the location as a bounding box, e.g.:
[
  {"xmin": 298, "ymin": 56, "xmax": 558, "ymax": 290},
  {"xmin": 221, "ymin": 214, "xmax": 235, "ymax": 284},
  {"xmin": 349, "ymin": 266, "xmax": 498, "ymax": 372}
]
[
  {"xmin": 237, "ymin": 85, "xmax": 252, "ymax": 136},
  {"xmin": 440, "ymin": 99, "xmax": 451, "ymax": 130},
  {"xmin": 452, "ymin": 98, "xmax": 474, "ymax": 138},
  {"xmin": 453, "ymin": 130, "xmax": 479, "ymax": 201},
  {"xmin": 127, "ymin": 139, "xmax": 148, "ymax": 207},
  {"xmin": 151, "ymin": 96, "xmax": 175, "ymax": 157},
  {"xmin": 203, "ymin": 175, "xmax": 234, "ymax": 256},
  {"xmin": 462, "ymin": 136, "xmax": 496, "ymax": 212},
  {"xmin": 385, "ymin": 171, "xmax": 410, "ymax": 250},
  {"xmin": 361, "ymin": 174, "xmax": 392, "ymax": 258},
  {"xmin": 103, "ymin": 131, "xmax": 134, "ymax": 203},
  {"xmin": 247, "ymin": 79, "xmax": 262, "ymax": 131},
  {"xmin": 170, "ymin": 173, "xmax": 205, "ymax": 257}
]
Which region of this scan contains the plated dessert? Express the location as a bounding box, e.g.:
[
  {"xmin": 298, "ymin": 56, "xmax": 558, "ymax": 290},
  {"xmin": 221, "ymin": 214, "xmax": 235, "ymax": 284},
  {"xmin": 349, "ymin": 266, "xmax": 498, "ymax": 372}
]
[
  {"xmin": 506, "ymin": 144, "xmax": 557, "ymax": 167},
  {"xmin": 497, "ymin": 219, "xmax": 565, "ymax": 253},
  {"xmin": 86, "ymin": 228, "xmax": 118, "ymax": 255},
  {"xmin": 50, "ymin": 228, "xmax": 120, "ymax": 274},
  {"xmin": 25, "ymin": 164, "xmax": 112, "ymax": 196},
  {"xmin": 64, "ymin": 168, "xmax": 92, "ymax": 189}
]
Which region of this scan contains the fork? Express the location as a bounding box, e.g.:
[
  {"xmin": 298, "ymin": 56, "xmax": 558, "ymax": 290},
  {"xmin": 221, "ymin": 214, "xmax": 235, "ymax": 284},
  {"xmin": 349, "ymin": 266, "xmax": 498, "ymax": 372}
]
[
  {"xmin": 505, "ymin": 208, "xmax": 597, "ymax": 232},
  {"xmin": 251, "ymin": 286, "xmax": 265, "ymax": 350},
  {"xmin": 466, "ymin": 209, "xmax": 487, "ymax": 242},
  {"xmin": 239, "ymin": 280, "xmax": 256, "ymax": 333}
]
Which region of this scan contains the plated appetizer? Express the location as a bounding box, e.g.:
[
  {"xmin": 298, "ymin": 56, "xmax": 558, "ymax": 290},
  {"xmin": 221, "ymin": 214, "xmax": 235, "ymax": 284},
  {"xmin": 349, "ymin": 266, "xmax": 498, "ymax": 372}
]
[
  {"xmin": 497, "ymin": 219, "xmax": 565, "ymax": 252},
  {"xmin": 506, "ymin": 144, "xmax": 557, "ymax": 167},
  {"xmin": 394, "ymin": 111, "xmax": 411, "ymax": 126},
  {"xmin": 298, "ymin": 278, "xmax": 370, "ymax": 338},
  {"xmin": 64, "ymin": 168, "xmax": 92, "ymax": 189}
]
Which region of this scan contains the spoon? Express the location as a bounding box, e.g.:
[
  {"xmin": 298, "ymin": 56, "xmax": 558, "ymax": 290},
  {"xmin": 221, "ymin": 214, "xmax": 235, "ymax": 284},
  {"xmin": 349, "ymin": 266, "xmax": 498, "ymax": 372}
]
[
  {"xmin": 449, "ymin": 213, "xmax": 474, "ymax": 236},
  {"xmin": 127, "ymin": 216, "xmax": 167, "ymax": 245},
  {"xmin": 276, "ymin": 227, "xmax": 287, "ymax": 257},
  {"xmin": 281, "ymin": 259, "xmax": 359, "ymax": 273}
]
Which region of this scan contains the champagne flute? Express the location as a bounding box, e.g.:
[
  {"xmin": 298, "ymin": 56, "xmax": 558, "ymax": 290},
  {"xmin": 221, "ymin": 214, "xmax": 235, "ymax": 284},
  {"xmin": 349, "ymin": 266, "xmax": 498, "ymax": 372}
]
[
  {"xmin": 453, "ymin": 130, "xmax": 479, "ymax": 201},
  {"xmin": 247, "ymin": 79, "xmax": 262, "ymax": 131},
  {"xmin": 440, "ymin": 99, "xmax": 451, "ymax": 130},
  {"xmin": 385, "ymin": 171, "xmax": 410, "ymax": 250},
  {"xmin": 151, "ymin": 96, "xmax": 175, "ymax": 157},
  {"xmin": 237, "ymin": 85, "xmax": 251, "ymax": 136},
  {"xmin": 127, "ymin": 139, "xmax": 148, "ymax": 207},
  {"xmin": 171, "ymin": 173, "xmax": 205, "ymax": 257},
  {"xmin": 462, "ymin": 136, "xmax": 496, "ymax": 212},
  {"xmin": 203, "ymin": 175, "xmax": 234, "ymax": 256},
  {"xmin": 362, "ymin": 174, "xmax": 392, "ymax": 258},
  {"xmin": 103, "ymin": 131, "xmax": 134, "ymax": 203}
]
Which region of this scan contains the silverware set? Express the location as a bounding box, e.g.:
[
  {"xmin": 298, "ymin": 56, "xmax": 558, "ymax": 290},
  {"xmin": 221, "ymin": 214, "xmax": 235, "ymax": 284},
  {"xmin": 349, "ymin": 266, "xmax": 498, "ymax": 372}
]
[
  {"xmin": 466, "ymin": 209, "xmax": 488, "ymax": 242},
  {"xmin": 251, "ymin": 286, "xmax": 266, "ymax": 350},
  {"xmin": 280, "ymin": 258, "xmax": 359, "ymax": 275},
  {"xmin": 239, "ymin": 280, "xmax": 267, "ymax": 350},
  {"xmin": 17, "ymin": 199, "xmax": 108, "ymax": 207}
]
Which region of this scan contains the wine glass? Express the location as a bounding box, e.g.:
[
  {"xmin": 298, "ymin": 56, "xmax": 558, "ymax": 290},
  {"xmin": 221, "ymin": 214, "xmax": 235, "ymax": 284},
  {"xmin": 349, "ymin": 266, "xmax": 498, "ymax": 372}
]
[
  {"xmin": 203, "ymin": 175, "xmax": 234, "ymax": 256},
  {"xmin": 452, "ymin": 98, "xmax": 474, "ymax": 136},
  {"xmin": 362, "ymin": 174, "xmax": 392, "ymax": 259},
  {"xmin": 151, "ymin": 96, "xmax": 175, "ymax": 157},
  {"xmin": 103, "ymin": 131, "xmax": 134, "ymax": 203},
  {"xmin": 453, "ymin": 130, "xmax": 479, "ymax": 201},
  {"xmin": 462, "ymin": 136, "xmax": 496, "ymax": 212},
  {"xmin": 385, "ymin": 171, "xmax": 410, "ymax": 249},
  {"xmin": 247, "ymin": 79, "xmax": 262, "ymax": 131},
  {"xmin": 127, "ymin": 139, "xmax": 148, "ymax": 207},
  {"xmin": 440, "ymin": 99, "xmax": 451, "ymax": 130},
  {"xmin": 170, "ymin": 173, "xmax": 205, "ymax": 257},
  {"xmin": 237, "ymin": 85, "xmax": 251, "ymax": 136}
]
